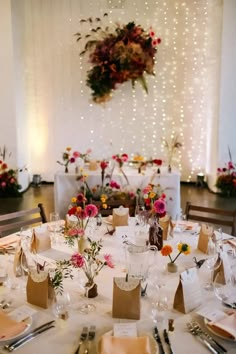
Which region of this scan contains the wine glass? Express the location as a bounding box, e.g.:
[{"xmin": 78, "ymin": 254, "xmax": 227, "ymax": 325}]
[
  {"xmin": 213, "ymin": 271, "xmax": 234, "ymax": 303},
  {"xmin": 205, "ymin": 238, "xmax": 222, "ymax": 291},
  {"xmin": 53, "ymin": 292, "xmax": 71, "ymax": 322},
  {"xmin": 49, "ymin": 212, "xmax": 60, "ymax": 245}
]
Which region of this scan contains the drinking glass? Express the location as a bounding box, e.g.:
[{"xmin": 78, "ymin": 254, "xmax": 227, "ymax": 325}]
[
  {"xmin": 213, "ymin": 272, "xmax": 234, "ymax": 303},
  {"xmin": 53, "ymin": 292, "xmax": 71, "ymax": 320},
  {"xmin": 205, "ymin": 239, "xmax": 221, "ymax": 291},
  {"xmin": 76, "ymin": 270, "xmax": 96, "ymax": 314},
  {"xmin": 49, "ymin": 212, "xmax": 60, "ymax": 245}
]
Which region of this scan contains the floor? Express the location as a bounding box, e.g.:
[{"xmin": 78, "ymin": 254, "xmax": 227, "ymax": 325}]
[{"xmin": 0, "ymin": 182, "xmax": 235, "ymax": 222}]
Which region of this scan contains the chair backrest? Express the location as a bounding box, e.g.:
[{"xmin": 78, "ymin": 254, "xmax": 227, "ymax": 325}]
[
  {"xmin": 0, "ymin": 203, "xmax": 47, "ymax": 236},
  {"xmin": 185, "ymin": 201, "xmax": 236, "ymax": 236}
]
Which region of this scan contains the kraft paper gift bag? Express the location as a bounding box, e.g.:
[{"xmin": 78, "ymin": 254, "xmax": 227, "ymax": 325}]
[
  {"xmin": 112, "ymin": 207, "xmax": 129, "ymax": 228},
  {"xmin": 26, "ymin": 269, "xmax": 55, "ymax": 309},
  {"xmin": 30, "ymin": 228, "xmax": 51, "ymax": 253},
  {"xmin": 112, "ymin": 277, "xmax": 141, "ymax": 320},
  {"xmin": 173, "ymin": 268, "xmax": 202, "ymax": 314},
  {"xmin": 159, "ymin": 215, "xmax": 170, "ymax": 240},
  {"xmin": 88, "ymin": 160, "xmax": 98, "ymax": 170},
  {"xmin": 197, "ymin": 224, "xmax": 214, "ymax": 254}
]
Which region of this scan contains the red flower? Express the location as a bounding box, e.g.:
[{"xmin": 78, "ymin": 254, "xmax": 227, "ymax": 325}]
[
  {"xmin": 77, "ymin": 193, "xmax": 86, "ymax": 203},
  {"xmin": 100, "ymin": 161, "xmax": 108, "ymax": 170},
  {"xmin": 70, "ymin": 157, "xmax": 75, "ymax": 163},
  {"xmin": 161, "ymin": 193, "xmax": 166, "ymax": 199},
  {"xmin": 121, "ymin": 153, "xmax": 129, "ymax": 162},
  {"xmin": 68, "ymin": 206, "xmax": 77, "ymax": 216},
  {"xmin": 157, "ymin": 38, "xmax": 161, "ymax": 44},
  {"xmin": 153, "ymin": 159, "xmax": 162, "ymax": 166},
  {"xmin": 71, "ymin": 253, "xmax": 85, "ymax": 268},
  {"xmin": 150, "ymin": 31, "xmax": 155, "ymax": 37},
  {"xmin": 2, "ymin": 163, "xmax": 7, "ymax": 169}
]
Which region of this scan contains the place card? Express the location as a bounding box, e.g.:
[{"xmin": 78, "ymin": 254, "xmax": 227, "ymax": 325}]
[
  {"xmin": 196, "ymin": 307, "xmax": 226, "ymax": 322},
  {"xmin": 8, "ymin": 305, "xmax": 37, "ymax": 322},
  {"xmin": 173, "ymin": 267, "xmax": 202, "ymax": 314},
  {"xmin": 213, "ymin": 251, "xmax": 232, "ymax": 284},
  {"xmin": 113, "ymin": 323, "xmax": 137, "ymax": 337}
]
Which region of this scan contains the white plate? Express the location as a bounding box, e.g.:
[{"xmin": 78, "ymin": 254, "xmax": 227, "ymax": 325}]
[
  {"xmin": 97, "ymin": 330, "xmax": 158, "ymax": 354},
  {"xmin": 204, "ymin": 317, "xmax": 236, "ymax": 342},
  {"xmin": 0, "ymin": 317, "xmax": 32, "ymax": 343}
]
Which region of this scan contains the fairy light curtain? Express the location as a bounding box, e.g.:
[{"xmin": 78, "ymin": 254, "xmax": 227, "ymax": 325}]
[{"xmin": 13, "ymin": 0, "xmax": 223, "ymax": 181}]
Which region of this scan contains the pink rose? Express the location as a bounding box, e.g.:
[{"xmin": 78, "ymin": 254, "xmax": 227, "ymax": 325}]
[
  {"xmin": 71, "ymin": 253, "xmax": 85, "ymax": 268},
  {"xmin": 104, "ymin": 254, "xmax": 114, "ymax": 268}
]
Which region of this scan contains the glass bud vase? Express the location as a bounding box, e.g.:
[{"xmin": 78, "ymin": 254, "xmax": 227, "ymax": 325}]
[
  {"xmin": 149, "ymin": 219, "xmax": 163, "ymax": 250},
  {"xmin": 167, "ymin": 262, "xmax": 178, "ymax": 273},
  {"xmin": 78, "ymin": 237, "xmax": 89, "ymax": 254},
  {"xmin": 84, "ymin": 281, "xmax": 98, "ymax": 298}
]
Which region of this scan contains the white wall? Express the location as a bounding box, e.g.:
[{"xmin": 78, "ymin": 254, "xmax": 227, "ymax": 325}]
[
  {"xmin": 0, "ymin": 0, "xmax": 17, "ymax": 167},
  {"xmin": 219, "ymin": 0, "xmax": 236, "ymax": 165}
]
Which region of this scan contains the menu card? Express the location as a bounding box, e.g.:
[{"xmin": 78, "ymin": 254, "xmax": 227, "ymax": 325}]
[
  {"xmin": 113, "ymin": 323, "xmax": 137, "ymax": 337},
  {"xmin": 173, "ymin": 267, "xmax": 202, "ymax": 313}
]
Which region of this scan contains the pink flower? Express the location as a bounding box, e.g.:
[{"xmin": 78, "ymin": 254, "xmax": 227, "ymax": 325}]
[
  {"xmin": 110, "ymin": 180, "xmax": 120, "ymax": 189},
  {"xmin": 10, "ymin": 178, "xmax": 15, "ymax": 184},
  {"xmin": 73, "ymin": 151, "xmax": 80, "ymax": 158},
  {"xmin": 143, "ymin": 185, "xmax": 152, "ymax": 194},
  {"xmin": 77, "ymin": 193, "xmax": 86, "ymax": 203},
  {"xmin": 228, "ymin": 161, "xmax": 234, "ymax": 169},
  {"xmin": 77, "ymin": 209, "xmax": 87, "ymax": 219},
  {"xmin": 1, "ymin": 182, "xmax": 6, "ymax": 188},
  {"xmin": 71, "ymin": 253, "xmax": 85, "ymax": 268},
  {"xmin": 150, "ymin": 30, "xmax": 155, "ymax": 37},
  {"xmin": 86, "ymin": 148, "xmax": 92, "ymax": 154},
  {"xmin": 104, "ymin": 254, "xmax": 114, "ymax": 268},
  {"xmin": 129, "ymin": 192, "xmax": 135, "ymax": 198},
  {"xmin": 152, "ymin": 40, "xmax": 158, "ymax": 46},
  {"xmin": 153, "ymin": 198, "xmax": 166, "ymax": 215},
  {"xmin": 70, "ymin": 157, "xmax": 75, "ymax": 163},
  {"xmin": 67, "ymin": 228, "xmax": 84, "ymax": 237},
  {"xmin": 85, "ymin": 204, "xmax": 98, "ymax": 217}
]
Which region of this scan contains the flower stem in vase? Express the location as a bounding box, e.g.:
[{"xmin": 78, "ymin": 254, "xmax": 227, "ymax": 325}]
[{"xmin": 84, "ymin": 282, "xmax": 98, "ymax": 298}]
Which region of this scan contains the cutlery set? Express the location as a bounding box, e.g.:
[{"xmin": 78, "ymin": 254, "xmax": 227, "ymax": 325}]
[
  {"xmin": 4, "ymin": 320, "xmax": 55, "ymax": 352},
  {"xmin": 187, "ymin": 321, "xmax": 227, "ymax": 354},
  {"xmin": 153, "ymin": 326, "xmax": 174, "ymax": 354},
  {"xmin": 74, "ymin": 326, "xmax": 96, "ymax": 354}
]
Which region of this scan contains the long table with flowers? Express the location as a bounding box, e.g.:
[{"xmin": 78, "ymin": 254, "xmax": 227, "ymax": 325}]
[
  {"xmin": 0, "ymin": 219, "xmax": 235, "ymax": 354},
  {"xmin": 54, "ymin": 166, "xmax": 181, "ymax": 219}
]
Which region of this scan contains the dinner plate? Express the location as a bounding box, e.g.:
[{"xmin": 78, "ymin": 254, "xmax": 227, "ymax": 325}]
[
  {"xmin": 204, "ymin": 317, "xmax": 236, "ymax": 342},
  {"xmin": 97, "ymin": 330, "xmax": 158, "ymax": 354},
  {"xmin": 0, "ymin": 317, "xmax": 32, "ymax": 343}
]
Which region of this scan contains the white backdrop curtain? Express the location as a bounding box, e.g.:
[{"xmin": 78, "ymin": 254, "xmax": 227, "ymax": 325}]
[{"xmin": 11, "ymin": 0, "xmax": 223, "ymax": 182}]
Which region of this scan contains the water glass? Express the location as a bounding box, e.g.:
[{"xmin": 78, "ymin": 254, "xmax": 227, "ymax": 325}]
[{"xmin": 49, "ymin": 212, "xmax": 60, "ymax": 245}]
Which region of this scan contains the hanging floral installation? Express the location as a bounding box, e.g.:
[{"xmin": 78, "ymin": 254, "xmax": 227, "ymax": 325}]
[{"xmin": 75, "ymin": 14, "xmax": 161, "ymax": 103}]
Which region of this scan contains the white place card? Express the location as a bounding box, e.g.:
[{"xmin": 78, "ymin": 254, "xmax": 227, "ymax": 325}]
[
  {"xmin": 113, "ymin": 323, "xmax": 137, "ymax": 337},
  {"xmin": 196, "ymin": 307, "xmax": 226, "ymax": 322},
  {"xmin": 181, "ymin": 268, "xmax": 202, "ymax": 313},
  {"xmin": 8, "ymin": 305, "xmax": 38, "ymax": 322}
]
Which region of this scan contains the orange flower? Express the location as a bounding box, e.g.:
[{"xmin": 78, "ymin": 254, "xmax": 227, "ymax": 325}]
[{"xmin": 161, "ymin": 245, "xmax": 173, "ymax": 257}]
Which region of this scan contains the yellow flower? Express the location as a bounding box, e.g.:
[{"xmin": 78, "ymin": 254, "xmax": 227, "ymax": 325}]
[
  {"xmin": 178, "ymin": 243, "xmax": 191, "ymax": 255},
  {"xmin": 66, "ymin": 147, "xmax": 72, "ymax": 151},
  {"xmin": 71, "ymin": 197, "xmax": 77, "ymax": 203},
  {"xmin": 133, "ymin": 155, "xmax": 144, "ymax": 162},
  {"xmin": 149, "ymin": 192, "xmax": 156, "ymax": 199},
  {"xmin": 102, "ymin": 204, "xmax": 108, "ymax": 209}
]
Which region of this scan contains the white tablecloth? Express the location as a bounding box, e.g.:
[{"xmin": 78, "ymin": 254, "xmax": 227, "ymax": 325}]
[
  {"xmin": 54, "ymin": 166, "xmax": 181, "ymax": 219},
  {"xmin": 0, "ymin": 223, "xmax": 235, "ymax": 354}
]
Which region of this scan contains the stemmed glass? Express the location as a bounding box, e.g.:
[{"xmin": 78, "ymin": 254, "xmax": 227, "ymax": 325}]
[
  {"xmin": 49, "ymin": 212, "xmax": 60, "ymax": 246},
  {"xmin": 205, "ymin": 238, "xmax": 222, "ymax": 291},
  {"xmin": 76, "ymin": 270, "xmax": 96, "ymax": 314},
  {"xmin": 213, "ymin": 271, "xmax": 234, "ymax": 304}
]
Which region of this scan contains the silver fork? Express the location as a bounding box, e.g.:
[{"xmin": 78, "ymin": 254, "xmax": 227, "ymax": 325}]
[
  {"xmin": 75, "ymin": 326, "xmax": 88, "ymax": 354},
  {"xmin": 84, "ymin": 326, "xmax": 96, "ymax": 354},
  {"xmin": 187, "ymin": 323, "xmax": 220, "ymax": 354}
]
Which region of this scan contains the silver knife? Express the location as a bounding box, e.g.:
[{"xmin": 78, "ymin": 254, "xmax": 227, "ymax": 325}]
[
  {"xmin": 84, "ymin": 326, "xmax": 96, "ymax": 354},
  {"xmin": 163, "ymin": 329, "xmax": 174, "ymax": 354},
  {"xmin": 5, "ymin": 325, "xmax": 55, "ymax": 352},
  {"xmin": 4, "ymin": 320, "xmax": 55, "ymax": 351},
  {"xmin": 74, "ymin": 326, "xmax": 88, "ymax": 354},
  {"xmin": 153, "ymin": 327, "xmax": 165, "ymax": 354}
]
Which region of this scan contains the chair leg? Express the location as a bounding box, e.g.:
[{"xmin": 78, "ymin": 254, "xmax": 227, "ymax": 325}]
[{"xmin": 38, "ymin": 203, "xmax": 47, "ymax": 223}]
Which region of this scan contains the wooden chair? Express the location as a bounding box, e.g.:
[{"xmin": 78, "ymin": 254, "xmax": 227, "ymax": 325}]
[
  {"xmin": 0, "ymin": 203, "xmax": 47, "ymax": 236},
  {"xmin": 185, "ymin": 201, "xmax": 236, "ymax": 236}
]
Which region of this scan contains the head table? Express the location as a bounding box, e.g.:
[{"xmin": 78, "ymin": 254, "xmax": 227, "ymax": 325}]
[
  {"xmin": 54, "ymin": 165, "xmax": 181, "ymax": 219},
  {"xmin": 0, "ymin": 220, "xmax": 235, "ymax": 354}
]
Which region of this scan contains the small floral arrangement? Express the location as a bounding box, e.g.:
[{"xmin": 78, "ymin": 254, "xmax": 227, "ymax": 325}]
[
  {"xmin": 163, "ymin": 134, "xmax": 182, "ymax": 171},
  {"xmin": 142, "ymin": 183, "xmax": 166, "ymax": 210},
  {"xmin": 112, "ymin": 153, "xmax": 129, "ymax": 168},
  {"xmin": 0, "ymin": 159, "xmax": 21, "ymax": 197},
  {"xmin": 74, "ymin": 148, "xmax": 92, "ymax": 162},
  {"xmin": 70, "ymin": 238, "xmax": 114, "ymax": 296},
  {"xmin": 161, "ymin": 243, "xmax": 191, "ymax": 264},
  {"xmin": 216, "ymin": 149, "xmax": 236, "ymax": 197},
  {"xmin": 57, "ymin": 147, "xmax": 76, "ymax": 173},
  {"xmin": 100, "ymin": 160, "xmax": 109, "ymax": 186},
  {"xmin": 76, "ymin": 18, "xmax": 161, "ymax": 103},
  {"xmin": 65, "ymin": 194, "xmax": 98, "ymax": 246}
]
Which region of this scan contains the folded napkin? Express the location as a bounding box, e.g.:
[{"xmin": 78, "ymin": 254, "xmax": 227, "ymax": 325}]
[
  {"xmin": 0, "ymin": 235, "xmax": 19, "ymax": 248},
  {"xmin": 98, "ymin": 335, "xmax": 151, "ymax": 354},
  {"xmin": 0, "ymin": 311, "xmax": 27, "ymax": 340},
  {"xmin": 208, "ymin": 313, "xmax": 236, "ymax": 340}
]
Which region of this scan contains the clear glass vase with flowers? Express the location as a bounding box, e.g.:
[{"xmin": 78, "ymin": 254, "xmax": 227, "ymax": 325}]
[
  {"xmin": 65, "ymin": 193, "xmax": 98, "ymax": 253},
  {"xmin": 147, "ymin": 197, "xmax": 167, "ymax": 250}
]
